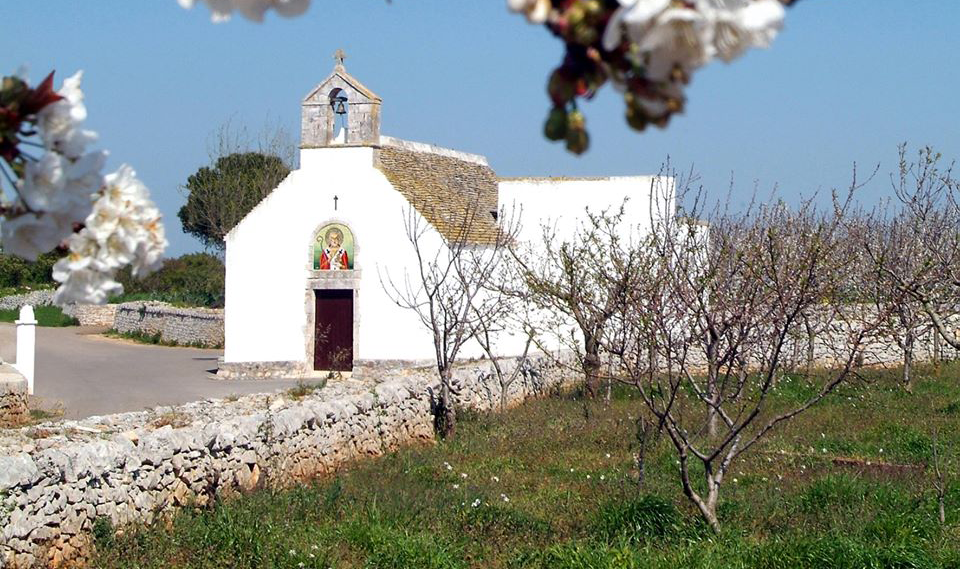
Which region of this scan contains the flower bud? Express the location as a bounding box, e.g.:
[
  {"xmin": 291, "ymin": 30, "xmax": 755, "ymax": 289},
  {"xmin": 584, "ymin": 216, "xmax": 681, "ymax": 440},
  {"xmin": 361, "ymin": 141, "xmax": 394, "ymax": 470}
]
[
  {"xmin": 565, "ymin": 128, "xmax": 589, "ymax": 155},
  {"xmin": 548, "ymin": 69, "xmax": 576, "ymax": 106},
  {"xmin": 544, "ymin": 107, "xmax": 568, "ymax": 141},
  {"xmin": 567, "ymin": 109, "xmax": 586, "ymax": 131},
  {"xmin": 625, "ymin": 104, "xmax": 647, "ymax": 132}
]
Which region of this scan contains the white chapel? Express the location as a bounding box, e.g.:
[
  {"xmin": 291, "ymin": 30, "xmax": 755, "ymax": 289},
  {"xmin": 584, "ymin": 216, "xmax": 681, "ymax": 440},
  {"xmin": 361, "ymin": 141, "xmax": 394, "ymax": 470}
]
[{"xmin": 219, "ymin": 54, "xmax": 671, "ymax": 379}]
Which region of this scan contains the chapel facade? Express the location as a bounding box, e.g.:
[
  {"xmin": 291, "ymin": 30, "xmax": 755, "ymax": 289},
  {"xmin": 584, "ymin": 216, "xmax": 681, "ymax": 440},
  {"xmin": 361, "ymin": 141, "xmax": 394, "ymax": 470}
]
[{"xmin": 219, "ymin": 55, "xmax": 670, "ymax": 379}]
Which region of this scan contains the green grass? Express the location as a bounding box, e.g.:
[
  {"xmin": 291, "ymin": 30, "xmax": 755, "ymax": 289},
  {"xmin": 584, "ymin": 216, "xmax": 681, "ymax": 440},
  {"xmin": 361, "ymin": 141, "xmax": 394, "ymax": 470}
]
[
  {"xmin": 92, "ymin": 363, "xmax": 960, "ymax": 568},
  {"xmin": 0, "ymin": 305, "xmax": 78, "ymax": 327}
]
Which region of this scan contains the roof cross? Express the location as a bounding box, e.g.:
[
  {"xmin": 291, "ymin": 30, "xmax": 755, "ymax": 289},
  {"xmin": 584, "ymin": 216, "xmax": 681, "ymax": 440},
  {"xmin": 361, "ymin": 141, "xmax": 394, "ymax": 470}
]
[{"xmin": 333, "ymin": 49, "xmax": 346, "ymax": 67}]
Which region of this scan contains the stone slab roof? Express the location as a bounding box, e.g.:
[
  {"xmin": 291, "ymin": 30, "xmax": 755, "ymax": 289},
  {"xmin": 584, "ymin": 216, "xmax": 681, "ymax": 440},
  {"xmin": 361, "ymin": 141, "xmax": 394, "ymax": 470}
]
[{"xmin": 375, "ymin": 139, "xmax": 500, "ymax": 246}]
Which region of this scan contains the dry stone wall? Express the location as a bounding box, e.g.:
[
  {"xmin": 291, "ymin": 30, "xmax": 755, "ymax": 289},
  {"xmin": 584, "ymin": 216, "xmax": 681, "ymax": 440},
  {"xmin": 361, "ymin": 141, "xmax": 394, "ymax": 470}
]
[
  {"xmin": 113, "ymin": 302, "xmax": 224, "ymax": 348},
  {"xmin": 61, "ymin": 305, "xmax": 117, "ymax": 327},
  {"xmin": 0, "ymin": 292, "xmax": 55, "ymax": 311},
  {"xmin": 0, "ymin": 356, "xmax": 568, "ymax": 568},
  {"xmin": 0, "ymin": 367, "xmax": 28, "ymax": 428}
]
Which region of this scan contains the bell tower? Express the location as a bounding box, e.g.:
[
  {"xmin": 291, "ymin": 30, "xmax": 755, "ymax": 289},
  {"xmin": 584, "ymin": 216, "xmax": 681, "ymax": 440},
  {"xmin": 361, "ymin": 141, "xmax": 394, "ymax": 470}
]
[{"xmin": 301, "ymin": 49, "xmax": 382, "ymax": 148}]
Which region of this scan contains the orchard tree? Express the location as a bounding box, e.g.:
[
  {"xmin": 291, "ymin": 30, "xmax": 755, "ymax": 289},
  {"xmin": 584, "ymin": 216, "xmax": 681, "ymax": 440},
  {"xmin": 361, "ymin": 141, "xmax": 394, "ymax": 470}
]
[
  {"xmin": 381, "ymin": 205, "xmax": 517, "ymax": 438},
  {"xmin": 178, "ymin": 151, "xmax": 290, "ymax": 252},
  {"xmin": 865, "ymin": 146, "xmax": 960, "ymax": 355},
  {"xmin": 606, "ymin": 181, "xmax": 882, "ymax": 532},
  {"xmin": 511, "ymin": 203, "xmax": 647, "ymax": 399}
]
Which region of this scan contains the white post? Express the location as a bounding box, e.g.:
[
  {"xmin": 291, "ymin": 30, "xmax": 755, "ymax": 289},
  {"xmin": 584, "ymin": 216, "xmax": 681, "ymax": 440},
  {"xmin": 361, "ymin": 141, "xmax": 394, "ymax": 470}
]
[{"xmin": 15, "ymin": 305, "xmax": 37, "ymax": 395}]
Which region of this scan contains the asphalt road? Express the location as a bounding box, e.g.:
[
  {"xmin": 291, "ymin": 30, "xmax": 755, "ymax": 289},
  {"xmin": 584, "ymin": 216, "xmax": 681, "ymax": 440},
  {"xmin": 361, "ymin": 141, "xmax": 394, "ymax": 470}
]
[{"xmin": 0, "ymin": 324, "xmax": 302, "ymax": 420}]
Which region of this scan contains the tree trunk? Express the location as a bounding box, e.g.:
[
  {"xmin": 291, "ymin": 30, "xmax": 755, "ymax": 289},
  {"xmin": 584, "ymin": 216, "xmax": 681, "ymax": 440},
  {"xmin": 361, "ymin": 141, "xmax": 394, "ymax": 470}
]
[
  {"xmin": 678, "ymin": 457, "xmax": 722, "ymax": 533},
  {"xmin": 583, "ymin": 334, "xmax": 602, "ymax": 399},
  {"xmin": 436, "ymin": 372, "xmax": 457, "ymax": 439},
  {"xmin": 933, "ymin": 328, "xmax": 942, "ymax": 365},
  {"xmin": 903, "ymin": 333, "xmax": 914, "ymax": 394},
  {"xmin": 804, "ymin": 315, "xmax": 816, "ymax": 372}
]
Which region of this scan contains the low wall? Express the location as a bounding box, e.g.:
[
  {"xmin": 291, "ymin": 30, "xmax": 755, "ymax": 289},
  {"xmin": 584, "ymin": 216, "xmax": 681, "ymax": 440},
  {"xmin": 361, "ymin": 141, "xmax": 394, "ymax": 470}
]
[
  {"xmin": 113, "ymin": 302, "xmax": 224, "ymax": 348},
  {"xmin": 0, "ymin": 366, "xmax": 28, "ymax": 428},
  {"xmin": 62, "ymin": 304, "xmax": 117, "ymax": 327},
  {"xmin": 0, "ymin": 356, "xmax": 566, "ymax": 568},
  {"xmin": 0, "ymin": 292, "xmax": 55, "ymax": 311}
]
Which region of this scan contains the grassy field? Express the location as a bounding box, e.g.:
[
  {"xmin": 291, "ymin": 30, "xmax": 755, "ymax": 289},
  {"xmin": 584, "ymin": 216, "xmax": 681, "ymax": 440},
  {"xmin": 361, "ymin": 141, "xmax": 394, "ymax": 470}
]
[
  {"xmin": 93, "ymin": 364, "xmax": 960, "ymax": 568},
  {"xmin": 0, "ymin": 305, "xmax": 78, "ymax": 327}
]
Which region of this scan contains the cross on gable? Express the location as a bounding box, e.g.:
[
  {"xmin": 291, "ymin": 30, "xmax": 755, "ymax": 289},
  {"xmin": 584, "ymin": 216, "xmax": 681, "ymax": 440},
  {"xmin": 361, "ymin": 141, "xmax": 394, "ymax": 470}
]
[{"xmin": 334, "ymin": 49, "xmax": 346, "ymax": 67}]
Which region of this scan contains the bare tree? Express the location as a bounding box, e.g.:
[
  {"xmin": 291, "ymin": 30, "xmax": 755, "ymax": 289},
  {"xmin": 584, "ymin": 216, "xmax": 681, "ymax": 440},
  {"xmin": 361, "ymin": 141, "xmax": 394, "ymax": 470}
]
[
  {"xmin": 472, "ymin": 309, "xmax": 536, "ymax": 412},
  {"xmin": 606, "ymin": 177, "xmax": 882, "ymax": 532},
  {"xmin": 510, "ymin": 204, "xmax": 646, "ymax": 399},
  {"xmin": 381, "ymin": 205, "xmax": 513, "ymax": 438},
  {"xmin": 858, "ymin": 205, "xmax": 931, "ymax": 392},
  {"xmin": 932, "ymin": 427, "xmax": 948, "ymax": 526},
  {"xmin": 877, "ymin": 146, "xmax": 960, "ymax": 352}
]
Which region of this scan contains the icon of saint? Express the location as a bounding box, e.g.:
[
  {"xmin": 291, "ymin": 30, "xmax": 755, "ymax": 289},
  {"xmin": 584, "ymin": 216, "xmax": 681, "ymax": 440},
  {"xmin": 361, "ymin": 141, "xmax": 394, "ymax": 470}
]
[{"xmin": 318, "ymin": 227, "xmax": 349, "ymax": 270}]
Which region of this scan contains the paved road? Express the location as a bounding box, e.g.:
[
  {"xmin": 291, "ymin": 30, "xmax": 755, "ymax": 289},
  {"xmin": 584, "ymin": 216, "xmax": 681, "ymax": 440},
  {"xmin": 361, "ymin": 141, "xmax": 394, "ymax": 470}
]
[{"xmin": 0, "ymin": 324, "xmax": 303, "ymax": 420}]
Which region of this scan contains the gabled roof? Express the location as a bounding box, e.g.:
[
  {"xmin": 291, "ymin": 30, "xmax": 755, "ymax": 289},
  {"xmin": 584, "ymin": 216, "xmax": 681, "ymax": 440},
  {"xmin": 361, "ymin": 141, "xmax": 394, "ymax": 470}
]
[
  {"xmin": 375, "ymin": 139, "xmax": 501, "ymax": 246},
  {"xmin": 302, "ymin": 64, "xmax": 382, "ymax": 104}
]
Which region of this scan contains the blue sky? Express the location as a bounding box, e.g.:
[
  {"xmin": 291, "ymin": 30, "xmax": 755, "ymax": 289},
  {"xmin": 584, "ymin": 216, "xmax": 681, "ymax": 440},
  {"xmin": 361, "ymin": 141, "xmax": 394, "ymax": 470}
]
[{"xmin": 2, "ymin": 1, "xmax": 958, "ymax": 256}]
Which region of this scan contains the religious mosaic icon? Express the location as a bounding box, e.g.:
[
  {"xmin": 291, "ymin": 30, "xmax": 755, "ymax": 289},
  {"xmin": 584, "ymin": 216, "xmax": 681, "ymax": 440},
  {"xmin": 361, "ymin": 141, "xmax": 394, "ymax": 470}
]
[{"xmin": 313, "ymin": 223, "xmax": 354, "ymax": 270}]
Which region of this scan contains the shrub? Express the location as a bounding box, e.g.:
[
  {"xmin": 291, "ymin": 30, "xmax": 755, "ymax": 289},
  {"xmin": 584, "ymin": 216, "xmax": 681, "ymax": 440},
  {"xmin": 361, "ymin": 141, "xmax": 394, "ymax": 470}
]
[
  {"xmin": 0, "ymin": 249, "xmax": 65, "ymax": 289},
  {"xmin": 114, "ymin": 253, "xmax": 224, "ymax": 308}
]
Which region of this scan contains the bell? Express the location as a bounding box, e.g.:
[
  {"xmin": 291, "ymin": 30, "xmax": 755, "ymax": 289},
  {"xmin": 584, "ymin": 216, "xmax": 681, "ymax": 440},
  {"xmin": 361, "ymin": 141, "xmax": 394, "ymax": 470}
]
[{"xmin": 334, "ymin": 100, "xmax": 347, "ymax": 115}]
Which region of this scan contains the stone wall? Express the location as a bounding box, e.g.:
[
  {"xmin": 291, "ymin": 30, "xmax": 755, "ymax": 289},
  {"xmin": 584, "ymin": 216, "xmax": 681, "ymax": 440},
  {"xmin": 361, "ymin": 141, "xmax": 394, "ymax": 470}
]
[
  {"xmin": 0, "ymin": 366, "xmax": 28, "ymax": 428},
  {"xmin": 113, "ymin": 302, "xmax": 224, "ymax": 348},
  {"xmin": 0, "ymin": 292, "xmax": 55, "ymax": 312},
  {"xmin": 0, "ymin": 356, "xmax": 567, "ymax": 568},
  {"xmin": 61, "ymin": 305, "xmax": 117, "ymax": 328}
]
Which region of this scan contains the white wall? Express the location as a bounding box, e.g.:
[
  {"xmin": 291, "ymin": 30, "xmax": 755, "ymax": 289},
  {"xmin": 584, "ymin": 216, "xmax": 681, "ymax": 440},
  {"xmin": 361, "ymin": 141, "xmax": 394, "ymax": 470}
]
[
  {"xmin": 494, "ymin": 176, "xmax": 675, "ymax": 356},
  {"xmin": 224, "ymin": 145, "xmax": 450, "ymax": 364},
  {"xmin": 499, "ymin": 176, "xmax": 674, "ymax": 244},
  {"xmin": 224, "ymin": 155, "xmax": 676, "ymax": 367}
]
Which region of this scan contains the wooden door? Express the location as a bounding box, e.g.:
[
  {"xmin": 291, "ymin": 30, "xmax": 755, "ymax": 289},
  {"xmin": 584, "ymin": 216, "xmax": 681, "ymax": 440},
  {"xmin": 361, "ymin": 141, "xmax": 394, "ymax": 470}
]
[{"xmin": 314, "ymin": 289, "xmax": 353, "ymax": 371}]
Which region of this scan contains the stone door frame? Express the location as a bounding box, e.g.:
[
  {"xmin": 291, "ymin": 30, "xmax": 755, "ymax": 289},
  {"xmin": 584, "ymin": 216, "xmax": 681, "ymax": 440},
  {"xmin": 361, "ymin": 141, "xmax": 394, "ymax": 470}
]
[{"xmin": 304, "ymin": 218, "xmax": 360, "ymax": 375}]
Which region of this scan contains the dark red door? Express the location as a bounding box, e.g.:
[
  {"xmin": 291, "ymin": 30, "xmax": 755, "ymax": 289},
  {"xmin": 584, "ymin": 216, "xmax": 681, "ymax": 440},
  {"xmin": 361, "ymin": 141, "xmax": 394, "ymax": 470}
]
[{"xmin": 314, "ymin": 289, "xmax": 353, "ymax": 371}]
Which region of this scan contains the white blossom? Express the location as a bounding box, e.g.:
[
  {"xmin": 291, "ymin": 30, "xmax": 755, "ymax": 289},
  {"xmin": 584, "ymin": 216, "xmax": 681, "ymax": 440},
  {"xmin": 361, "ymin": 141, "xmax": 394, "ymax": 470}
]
[
  {"xmin": 0, "ymin": 213, "xmax": 67, "ymax": 260},
  {"xmin": 53, "ymin": 165, "xmax": 167, "ymax": 305},
  {"xmin": 178, "ymin": 0, "xmax": 310, "ymax": 22},
  {"xmin": 507, "ymin": 0, "xmax": 551, "ymax": 24},
  {"xmin": 603, "ymin": 0, "xmax": 785, "ymax": 76}
]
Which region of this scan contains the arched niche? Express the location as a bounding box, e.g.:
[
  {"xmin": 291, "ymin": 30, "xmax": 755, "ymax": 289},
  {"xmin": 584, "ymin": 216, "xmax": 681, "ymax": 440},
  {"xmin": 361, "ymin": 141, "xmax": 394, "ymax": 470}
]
[
  {"xmin": 328, "ymin": 88, "xmax": 349, "ymax": 143},
  {"xmin": 312, "ymin": 221, "xmax": 356, "ymax": 271}
]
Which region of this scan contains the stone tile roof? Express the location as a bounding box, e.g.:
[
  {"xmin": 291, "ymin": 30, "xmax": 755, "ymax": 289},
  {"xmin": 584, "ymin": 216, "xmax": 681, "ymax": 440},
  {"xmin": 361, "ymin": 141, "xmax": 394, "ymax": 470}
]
[{"xmin": 375, "ymin": 141, "xmax": 500, "ymax": 246}]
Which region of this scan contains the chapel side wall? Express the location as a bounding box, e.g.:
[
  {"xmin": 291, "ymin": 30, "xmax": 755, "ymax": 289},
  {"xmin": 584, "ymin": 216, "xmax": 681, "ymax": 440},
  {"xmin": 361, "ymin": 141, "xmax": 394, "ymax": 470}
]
[{"xmin": 492, "ymin": 176, "xmax": 674, "ymax": 356}]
